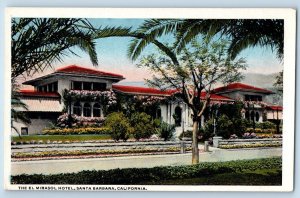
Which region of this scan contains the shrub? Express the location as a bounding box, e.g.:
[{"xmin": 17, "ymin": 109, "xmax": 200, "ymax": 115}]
[
  {"xmin": 130, "ymin": 112, "xmax": 157, "ymax": 140},
  {"xmin": 157, "ymin": 122, "xmax": 175, "ymax": 141},
  {"xmin": 256, "ymin": 121, "xmax": 276, "ymax": 130},
  {"xmin": 43, "ymin": 127, "xmax": 108, "ymax": 135},
  {"xmin": 104, "ymin": 112, "xmax": 132, "ymax": 141},
  {"xmin": 178, "ymin": 128, "xmax": 207, "ymax": 141},
  {"xmin": 204, "ymin": 115, "xmax": 233, "ymax": 139}
]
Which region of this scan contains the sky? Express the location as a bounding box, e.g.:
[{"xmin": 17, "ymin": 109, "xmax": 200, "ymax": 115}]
[{"xmin": 18, "ymin": 18, "xmax": 283, "ymax": 88}]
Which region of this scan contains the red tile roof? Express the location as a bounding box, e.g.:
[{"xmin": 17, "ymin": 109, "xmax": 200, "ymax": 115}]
[
  {"xmin": 113, "ymin": 85, "xmax": 234, "ymax": 101},
  {"xmin": 112, "ymin": 85, "xmax": 176, "ymax": 96},
  {"xmin": 200, "ymin": 92, "xmax": 234, "ymax": 101},
  {"xmin": 18, "ymin": 90, "xmax": 60, "ymax": 98},
  {"xmin": 266, "ymin": 105, "xmax": 283, "ymax": 111},
  {"xmin": 212, "ymin": 82, "xmax": 274, "ymax": 94},
  {"xmin": 55, "ymin": 65, "xmax": 124, "ymax": 79}
]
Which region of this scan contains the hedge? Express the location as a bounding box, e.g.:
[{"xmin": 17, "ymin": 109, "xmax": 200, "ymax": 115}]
[
  {"xmin": 43, "ymin": 127, "xmax": 108, "ymax": 135},
  {"xmin": 11, "ymin": 157, "xmax": 281, "ymax": 184}
]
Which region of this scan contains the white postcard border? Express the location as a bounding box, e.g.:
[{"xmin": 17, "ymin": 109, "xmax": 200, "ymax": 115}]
[{"xmin": 4, "ymin": 8, "xmax": 296, "ymax": 192}]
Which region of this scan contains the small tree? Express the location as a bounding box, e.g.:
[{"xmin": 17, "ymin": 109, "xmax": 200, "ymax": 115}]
[
  {"xmin": 104, "ymin": 112, "xmax": 132, "ymax": 141},
  {"xmin": 138, "ymin": 39, "xmax": 247, "ymax": 164}
]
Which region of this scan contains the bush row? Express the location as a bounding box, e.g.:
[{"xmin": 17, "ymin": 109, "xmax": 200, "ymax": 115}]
[
  {"xmin": 42, "ymin": 127, "xmax": 108, "ymax": 135},
  {"xmin": 104, "ymin": 112, "xmax": 175, "ymax": 141},
  {"xmin": 11, "ymin": 157, "xmax": 282, "ymax": 184}
]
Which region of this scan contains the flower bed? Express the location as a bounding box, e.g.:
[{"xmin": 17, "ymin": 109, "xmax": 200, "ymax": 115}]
[
  {"xmin": 43, "ymin": 127, "xmax": 108, "ymax": 135},
  {"xmin": 12, "ymin": 147, "xmax": 192, "ymax": 159},
  {"xmin": 219, "ymin": 142, "xmax": 282, "ymax": 149}
]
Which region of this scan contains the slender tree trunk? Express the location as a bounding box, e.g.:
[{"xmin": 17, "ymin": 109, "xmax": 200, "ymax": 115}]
[{"xmin": 192, "ymin": 120, "xmax": 199, "ymax": 164}]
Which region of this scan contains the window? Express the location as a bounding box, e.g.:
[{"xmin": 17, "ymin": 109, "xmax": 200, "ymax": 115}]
[
  {"xmin": 93, "ymin": 82, "xmax": 106, "ymax": 91},
  {"xmin": 83, "ymin": 103, "xmax": 91, "ymax": 117},
  {"xmin": 174, "ymin": 106, "xmax": 182, "ymax": 126},
  {"xmin": 83, "ymin": 82, "xmax": 92, "ymax": 90},
  {"xmin": 73, "ymin": 102, "xmax": 82, "ymax": 116},
  {"xmin": 48, "ymin": 84, "xmax": 53, "ymax": 92},
  {"xmin": 53, "ymin": 82, "xmax": 58, "ymax": 92},
  {"xmin": 93, "ymin": 103, "xmax": 101, "ymax": 117},
  {"xmin": 42, "ymin": 85, "xmax": 47, "ymax": 92},
  {"xmin": 250, "ymin": 111, "xmax": 255, "ymax": 122},
  {"xmin": 156, "ymin": 108, "xmax": 162, "ymax": 119},
  {"xmin": 245, "ymin": 111, "xmax": 249, "ymax": 120},
  {"xmin": 21, "ymin": 127, "xmax": 28, "ymax": 135},
  {"xmin": 245, "ymin": 95, "xmax": 262, "ymax": 101},
  {"xmin": 73, "ymin": 81, "xmax": 82, "ymax": 90},
  {"xmin": 255, "ymin": 112, "xmax": 260, "ymax": 122}
]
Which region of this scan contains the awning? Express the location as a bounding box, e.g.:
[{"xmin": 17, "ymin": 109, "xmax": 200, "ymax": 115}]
[{"xmin": 17, "ymin": 98, "xmax": 63, "ymax": 112}]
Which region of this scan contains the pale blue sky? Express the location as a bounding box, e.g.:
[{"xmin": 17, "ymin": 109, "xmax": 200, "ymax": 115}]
[{"xmin": 24, "ymin": 18, "xmax": 283, "ymax": 84}]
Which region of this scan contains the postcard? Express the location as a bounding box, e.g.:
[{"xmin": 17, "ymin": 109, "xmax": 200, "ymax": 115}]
[{"xmin": 4, "ymin": 8, "xmax": 296, "ymax": 191}]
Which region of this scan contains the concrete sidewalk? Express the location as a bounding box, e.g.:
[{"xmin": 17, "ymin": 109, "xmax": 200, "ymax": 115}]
[{"xmin": 11, "ymin": 147, "xmax": 282, "ymax": 175}]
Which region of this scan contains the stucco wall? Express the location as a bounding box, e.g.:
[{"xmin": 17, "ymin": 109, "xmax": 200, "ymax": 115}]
[{"xmin": 12, "ymin": 119, "xmax": 55, "ymax": 136}]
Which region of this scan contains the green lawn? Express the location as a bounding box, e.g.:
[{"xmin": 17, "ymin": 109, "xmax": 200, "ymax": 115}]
[{"xmin": 12, "ymin": 134, "xmax": 112, "ymax": 143}]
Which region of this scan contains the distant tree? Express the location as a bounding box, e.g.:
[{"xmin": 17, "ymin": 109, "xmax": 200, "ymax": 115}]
[
  {"xmin": 11, "ymin": 18, "xmax": 98, "ymax": 79},
  {"xmin": 274, "ymin": 70, "xmax": 283, "ymax": 93}
]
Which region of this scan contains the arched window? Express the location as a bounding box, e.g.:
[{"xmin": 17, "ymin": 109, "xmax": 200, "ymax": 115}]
[
  {"xmin": 83, "ymin": 103, "xmax": 91, "ymax": 117},
  {"xmin": 156, "ymin": 107, "xmax": 162, "ymax": 119},
  {"xmin": 93, "ymin": 103, "xmax": 101, "ymax": 117},
  {"xmin": 73, "ymin": 102, "xmax": 82, "ymax": 116},
  {"xmin": 174, "ymin": 106, "xmax": 182, "ymax": 126},
  {"xmin": 245, "ymin": 111, "xmax": 250, "ymax": 120},
  {"xmin": 250, "ymin": 111, "xmax": 255, "ymax": 122},
  {"xmin": 255, "ymin": 112, "xmax": 260, "ymax": 122}
]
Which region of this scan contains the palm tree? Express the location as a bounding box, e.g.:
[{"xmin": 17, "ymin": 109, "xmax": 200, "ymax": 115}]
[
  {"xmin": 124, "ymin": 19, "xmax": 284, "ymax": 61},
  {"xmin": 11, "ymin": 85, "xmax": 31, "ymax": 137},
  {"xmin": 12, "ymin": 18, "xmax": 99, "ymax": 79}
]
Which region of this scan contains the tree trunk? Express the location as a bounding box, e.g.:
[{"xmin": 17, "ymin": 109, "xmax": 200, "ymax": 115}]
[{"xmin": 192, "ymin": 121, "xmax": 199, "ymax": 164}]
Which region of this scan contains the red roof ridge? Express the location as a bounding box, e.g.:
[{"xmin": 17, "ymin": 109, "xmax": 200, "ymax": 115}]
[
  {"xmin": 55, "ymin": 65, "xmax": 124, "ymax": 78},
  {"xmin": 266, "ymin": 105, "xmax": 283, "ymax": 111},
  {"xmin": 213, "ymin": 82, "xmax": 273, "ymax": 94},
  {"xmin": 112, "ymin": 84, "xmax": 175, "ymax": 96}
]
